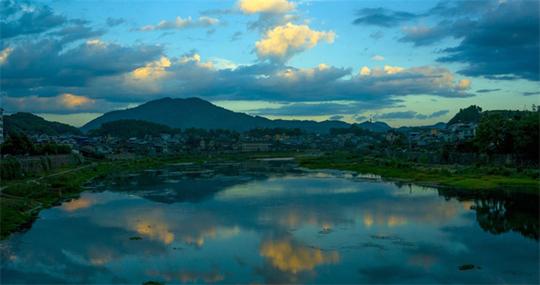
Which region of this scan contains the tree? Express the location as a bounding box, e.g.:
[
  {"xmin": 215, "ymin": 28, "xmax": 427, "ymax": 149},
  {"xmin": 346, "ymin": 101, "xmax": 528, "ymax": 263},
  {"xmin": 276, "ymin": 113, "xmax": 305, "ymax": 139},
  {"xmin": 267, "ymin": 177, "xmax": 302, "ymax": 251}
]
[{"xmin": 448, "ymin": 105, "xmax": 483, "ymax": 125}]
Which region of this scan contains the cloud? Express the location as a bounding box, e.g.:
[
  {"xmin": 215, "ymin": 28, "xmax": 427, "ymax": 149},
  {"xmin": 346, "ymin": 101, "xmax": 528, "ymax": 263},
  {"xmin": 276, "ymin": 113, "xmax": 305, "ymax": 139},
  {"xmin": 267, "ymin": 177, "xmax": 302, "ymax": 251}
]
[
  {"xmin": 476, "ymin": 88, "xmax": 500, "ymax": 93},
  {"xmin": 369, "ymin": 30, "xmax": 384, "ymax": 40},
  {"xmin": 375, "ymin": 111, "xmax": 417, "ymax": 120},
  {"xmin": 329, "ymin": 115, "xmax": 344, "ymax": 121},
  {"xmin": 249, "ymin": 100, "xmax": 396, "ymax": 117},
  {"xmin": 0, "ymin": 47, "xmax": 13, "ymax": 64},
  {"xmin": 231, "ymin": 31, "xmax": 243, "ymax": 41},
  {"xmin": 1, "ymin": 39, "xmax": 163, "ymax": 93},
  {"xmin": 106, "ymin": 17, "xmax": 125, "ymax": 27},
  {"xmin": 415, "ymin": 109, "xmax": 449, "ymax": 119},
  {"xmin": 49, "ymin": 22, "xmax": 106, "ymax": 44},
  {"xmin": 255, "ymin": 23, "xmax": 335, "ymax": 62},
  {"xmin": 353, "ymin": 115, "xmax": 367, "ymax": 122},
  {"xmin": 353, "ymin": 8, "xmax": 418, "ymax": 27},
  {"xmin": 1, "ymin": 0, "xmax": 67, "ymax": 38},
  {"xmin": 140, "ymin": 16, "xmax": 219, "ymax": 31},
  {"xmin": 522, "ymin": 91, "xmax": 540, "ymax": 96},
  {"xmin": 375, "ymin": 109, "xmax": 449, "ymax": 120},
  {"xmin": 355, "ymin": 65, "xmax": 473, "ymax": 98},
  {"xmin": 399, "ymin": 19, "xmax": 473, "ymax": 46},
  {"xmin": 238, "ymin": 0, "xmax": 295, "ymax": 14},
  {"xmin": 2, "ymin": 93, "xmax": 124, "ymax": 114},
  {"xmin": 436, "ymin": 0, "xmax": 540, "ymax": 81},
  {"xmin": 371, "ymin": 55, "xmax": 385, "ymax": 61}
]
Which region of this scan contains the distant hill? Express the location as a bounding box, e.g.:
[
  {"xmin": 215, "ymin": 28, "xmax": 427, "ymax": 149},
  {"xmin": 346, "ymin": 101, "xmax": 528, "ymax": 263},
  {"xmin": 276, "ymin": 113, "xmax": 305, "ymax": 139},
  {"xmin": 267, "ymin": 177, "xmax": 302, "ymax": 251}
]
[
  {"xmin": 88, "ymin": 120, "xmax": 179, "ymax": 138},
  {"xmin": 448, "ymin": 105, "xmax": 482, "ymax": 125},
  {"xmin": 81, "ymin": 97, "xmax": 350, "ymax": 133},
  {"xmin": 355, "ymin": 121, "xmax": 392, "ymax": 133},
  {"xmin": 3, "ymin": 113, "xmax": 81, "ymax": 136}
]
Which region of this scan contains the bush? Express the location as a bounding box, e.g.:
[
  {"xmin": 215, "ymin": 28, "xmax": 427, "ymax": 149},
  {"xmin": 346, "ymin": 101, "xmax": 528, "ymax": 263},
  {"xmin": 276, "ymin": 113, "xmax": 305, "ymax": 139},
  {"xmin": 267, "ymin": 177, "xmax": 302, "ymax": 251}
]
[{"xmin": 1, "ymin": 157, "xmax": 23, "ymax": 180}]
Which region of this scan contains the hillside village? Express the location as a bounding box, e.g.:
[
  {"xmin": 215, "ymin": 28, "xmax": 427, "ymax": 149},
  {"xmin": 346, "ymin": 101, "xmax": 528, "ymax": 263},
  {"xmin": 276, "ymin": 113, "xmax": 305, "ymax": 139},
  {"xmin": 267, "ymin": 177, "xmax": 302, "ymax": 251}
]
[{"xmin": 0, "ymin": 98, "xmax": 538, "ymax": 180}]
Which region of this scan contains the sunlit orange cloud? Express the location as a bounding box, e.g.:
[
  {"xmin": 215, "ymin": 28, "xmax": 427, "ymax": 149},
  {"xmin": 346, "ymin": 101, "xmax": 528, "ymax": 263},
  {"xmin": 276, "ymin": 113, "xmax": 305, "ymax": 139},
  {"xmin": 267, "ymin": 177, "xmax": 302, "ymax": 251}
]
[
  {"xmin": 132, "ymin": 57, "xmax": 171, "ymax": 80},
  {"xmin": 135, "ymin": 221, "xmax": 175, "ymax": 245},
  {"xmin": 62, "ymin": 197, "xmax": 94, "ymax": 212},
  {"xmin": 60, "ymin": 93, "xmax": 95, "ymax": 108},
  {"xmin": 260, "ymin": 238, "xmax": 339, "ymax": 274},
  {"xmin": 182, "ymin": 226, "xmax": 240, "ymax": 247}
]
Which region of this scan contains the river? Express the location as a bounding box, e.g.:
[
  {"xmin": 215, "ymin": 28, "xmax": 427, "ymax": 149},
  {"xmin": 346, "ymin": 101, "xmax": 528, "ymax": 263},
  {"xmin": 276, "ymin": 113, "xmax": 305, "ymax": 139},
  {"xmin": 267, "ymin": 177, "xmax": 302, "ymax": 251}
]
[{"xmin": 1, "ymin": 160, "xmax": 538, "ymax": 284}]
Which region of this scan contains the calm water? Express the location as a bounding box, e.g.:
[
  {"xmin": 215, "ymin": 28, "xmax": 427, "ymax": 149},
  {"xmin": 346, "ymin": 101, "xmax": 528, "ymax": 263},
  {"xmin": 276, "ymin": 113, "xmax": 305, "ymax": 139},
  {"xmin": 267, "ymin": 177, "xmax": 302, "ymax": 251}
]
[{"xmin": 1, "ymin": 161, "xmax": 539, "ymax": 284}]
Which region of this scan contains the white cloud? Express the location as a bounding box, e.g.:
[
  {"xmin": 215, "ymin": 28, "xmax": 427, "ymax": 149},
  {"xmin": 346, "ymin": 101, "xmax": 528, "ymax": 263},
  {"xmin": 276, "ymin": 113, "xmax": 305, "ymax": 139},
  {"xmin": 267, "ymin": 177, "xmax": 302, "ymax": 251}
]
[
  {"xmin": 0, "ymin": 47, "xmax": 13, "ymax": 64},
  {"xmin": 371, "ymin": 55, "xmax": 385, "ymax": 61},
  {"xmin": 140, "ymin": 16, "xmax": 219, "ymax": 31},
  {"xmin": 255, "ymin": 23, "xmax": 335, "ymax": 61},
  {"xmin": 238, "ymin": 0, "xmax": 295, "ymax": 14}
]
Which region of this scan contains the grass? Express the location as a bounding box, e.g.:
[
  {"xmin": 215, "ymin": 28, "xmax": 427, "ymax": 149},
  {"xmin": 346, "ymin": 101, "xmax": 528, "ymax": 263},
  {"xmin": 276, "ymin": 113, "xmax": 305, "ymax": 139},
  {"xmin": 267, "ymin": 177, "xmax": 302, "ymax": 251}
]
[
  {"xmin": 0, "ymin": 151, "xmax": 303, "ymax": 239},
  {"xmin": 297, "ymin": 152, "xmax": 540, "ymax": 193}
]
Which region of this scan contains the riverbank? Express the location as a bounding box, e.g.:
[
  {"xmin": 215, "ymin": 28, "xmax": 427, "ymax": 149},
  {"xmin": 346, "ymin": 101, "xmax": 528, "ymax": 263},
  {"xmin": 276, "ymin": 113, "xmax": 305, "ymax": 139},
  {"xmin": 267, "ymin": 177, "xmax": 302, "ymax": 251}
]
[
  {"xmin": 0, "ymin": 151, "xmax": 305, "ymax": 239},
  {"xmin": 297, "ymin": 152, "xmax": 540, "ymax": 193}
]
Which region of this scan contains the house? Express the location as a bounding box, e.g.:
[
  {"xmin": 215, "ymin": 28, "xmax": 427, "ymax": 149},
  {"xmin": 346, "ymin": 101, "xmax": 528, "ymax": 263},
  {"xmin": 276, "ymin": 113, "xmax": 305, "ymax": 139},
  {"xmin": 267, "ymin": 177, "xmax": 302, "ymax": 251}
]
[{"xmin": 448, "ymin": 123, "xmax": 477, "ymax": 141}]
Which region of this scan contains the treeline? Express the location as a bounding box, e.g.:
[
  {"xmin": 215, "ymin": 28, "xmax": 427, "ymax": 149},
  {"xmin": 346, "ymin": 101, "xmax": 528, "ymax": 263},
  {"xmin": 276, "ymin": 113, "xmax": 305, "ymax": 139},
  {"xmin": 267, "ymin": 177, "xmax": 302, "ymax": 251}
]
[
  {"xmin": 0, "ymin": 133, "xmax": 71, "ymax": 156},
  {"xmin": 4, "ymin": 112, "xmax": 81, "ymax": 136},
  {"xmin": 88, "ymin": 120, "xmax": 180, "ymax": 138},
  {"xmin": 475, "ymin": 110, "xmax": 539, "ymax": 163}
]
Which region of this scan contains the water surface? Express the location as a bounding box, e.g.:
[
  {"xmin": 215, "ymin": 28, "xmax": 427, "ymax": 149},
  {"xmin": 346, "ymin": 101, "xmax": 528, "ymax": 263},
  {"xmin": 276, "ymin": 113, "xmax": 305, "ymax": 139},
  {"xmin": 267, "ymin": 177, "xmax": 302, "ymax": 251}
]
[{"xmin": 1, "ymin": 162, "xmax": 538, "ymax": 284}]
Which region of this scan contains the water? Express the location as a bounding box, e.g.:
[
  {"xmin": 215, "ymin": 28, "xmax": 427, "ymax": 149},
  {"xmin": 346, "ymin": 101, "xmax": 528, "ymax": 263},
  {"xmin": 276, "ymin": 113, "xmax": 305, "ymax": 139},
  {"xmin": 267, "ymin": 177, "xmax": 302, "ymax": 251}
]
[{"xmin": 1, "ymin": 162, "xmax": 538, "ymax": 284}]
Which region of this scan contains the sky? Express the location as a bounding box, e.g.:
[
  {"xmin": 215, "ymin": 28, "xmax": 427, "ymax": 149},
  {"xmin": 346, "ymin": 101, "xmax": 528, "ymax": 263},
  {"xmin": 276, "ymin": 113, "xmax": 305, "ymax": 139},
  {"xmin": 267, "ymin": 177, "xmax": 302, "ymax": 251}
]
[{"xmin": 1, "ymin": 0, "xmax": 539, "ymax": 127}]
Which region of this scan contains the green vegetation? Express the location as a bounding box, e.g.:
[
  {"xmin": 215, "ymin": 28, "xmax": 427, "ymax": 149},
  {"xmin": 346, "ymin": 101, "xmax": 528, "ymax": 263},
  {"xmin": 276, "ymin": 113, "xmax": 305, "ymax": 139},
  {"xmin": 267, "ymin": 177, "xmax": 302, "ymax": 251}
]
[
  {"xmin": 1, "ymin": 133, "xmax": 71, "ymax": 156},
  {"xmin": 475, "ymin": 110, "xmax": 539, "ymax": 163},
  {"xmin": 448, "ymin": 105, "xmax": 483, "ymax": 125},
  {"xmin": 298, "ymin": 152, "xmax": 540, "ymax": 192},
  {"xmin": 88, "ymin": 120, "xmax": 180, "ymax": 138},
  {"xmin": 0, "ymin": 151, "xmax": 301, "ymax": 239},
  {"xmin": 4, "ymin": 112, "xmax": 81, "ymax": 136}
]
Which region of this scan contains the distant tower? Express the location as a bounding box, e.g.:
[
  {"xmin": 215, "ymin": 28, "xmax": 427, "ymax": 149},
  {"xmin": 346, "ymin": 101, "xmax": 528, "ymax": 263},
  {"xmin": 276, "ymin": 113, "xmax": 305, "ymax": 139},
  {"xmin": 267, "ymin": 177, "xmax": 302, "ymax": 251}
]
[{"xmin": 0, "ymin": 108, "xmax": 3, "ymax": 144}]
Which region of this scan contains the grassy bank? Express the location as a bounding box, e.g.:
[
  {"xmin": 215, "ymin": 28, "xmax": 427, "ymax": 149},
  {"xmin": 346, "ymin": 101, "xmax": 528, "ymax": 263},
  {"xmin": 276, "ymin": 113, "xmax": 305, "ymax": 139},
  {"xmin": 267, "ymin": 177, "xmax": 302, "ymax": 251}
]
[
  {"xmin": 0, "ymin": 151, "xmax": 304, "ymax": 239},
  {"xmin": 0, "ymin": 155, "xmax": 201, "ymax": 239},
  {"xmin": 298, "ymin": 152, "xmax": 540, "ymax": 193}
]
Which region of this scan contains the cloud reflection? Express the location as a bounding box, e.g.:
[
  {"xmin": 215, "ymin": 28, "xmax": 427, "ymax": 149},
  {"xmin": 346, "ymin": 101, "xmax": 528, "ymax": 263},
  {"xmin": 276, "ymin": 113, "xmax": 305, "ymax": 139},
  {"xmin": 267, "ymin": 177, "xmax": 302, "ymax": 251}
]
[{"xmin": 260, "ymin": 238, "xmax": 339, "ymax": 274}]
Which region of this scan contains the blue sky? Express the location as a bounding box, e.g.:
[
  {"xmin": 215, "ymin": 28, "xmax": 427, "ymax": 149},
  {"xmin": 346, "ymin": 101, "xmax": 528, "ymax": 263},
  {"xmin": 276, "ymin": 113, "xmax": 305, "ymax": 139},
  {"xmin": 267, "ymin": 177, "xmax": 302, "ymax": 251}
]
[{"xmin": 1, "ymin": 0, "xmax": 539, "ymax": 127}]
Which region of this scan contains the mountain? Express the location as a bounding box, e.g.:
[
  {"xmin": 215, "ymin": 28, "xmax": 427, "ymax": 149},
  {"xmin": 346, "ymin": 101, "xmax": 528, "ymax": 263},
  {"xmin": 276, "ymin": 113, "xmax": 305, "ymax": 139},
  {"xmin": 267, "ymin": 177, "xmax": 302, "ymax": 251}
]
[
  {"xmin": 3, "ymin": 113, "xmax": 81, "ymax": 136},
  {"xmin": 355, "ymin": 121, "xmax": 392, "ymax": 133},
  {"xmin": 88, "ymin": 120, "xmax": 179, "ymax": 138},
  {"xmin": 81, "ymin": 97, "xmax": 350, "ymax": 133}
]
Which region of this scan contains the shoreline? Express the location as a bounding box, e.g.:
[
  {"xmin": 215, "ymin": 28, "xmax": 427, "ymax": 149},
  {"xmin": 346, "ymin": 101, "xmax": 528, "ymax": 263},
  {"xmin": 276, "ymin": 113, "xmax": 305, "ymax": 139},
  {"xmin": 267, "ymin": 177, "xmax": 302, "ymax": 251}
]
[
  {"xmin": 297, "ymin": 153, "xmax": 539, "ymax": 193},
  {"xmin": 1, "ymin": 151, "xmax": 538, "ymax": 240}
]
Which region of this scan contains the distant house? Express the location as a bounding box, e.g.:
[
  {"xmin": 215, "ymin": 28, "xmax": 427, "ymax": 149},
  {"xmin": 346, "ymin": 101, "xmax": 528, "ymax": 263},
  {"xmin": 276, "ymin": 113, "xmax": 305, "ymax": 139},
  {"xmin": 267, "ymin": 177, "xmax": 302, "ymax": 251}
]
[{"xmin": 448, "ymin": 123, "xmax": 477, "ymax": 141}]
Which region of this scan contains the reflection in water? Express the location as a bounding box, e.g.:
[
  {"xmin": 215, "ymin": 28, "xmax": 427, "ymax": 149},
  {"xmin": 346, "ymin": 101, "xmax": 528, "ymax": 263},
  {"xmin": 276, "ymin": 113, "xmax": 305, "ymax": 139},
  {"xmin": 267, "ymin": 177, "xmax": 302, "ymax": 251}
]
[
  {"xmin": 0, "ymin": 162, "xmax": 538, "ymax": 284},
  {"xmin": 61, "ymin": 197, "xmax": 94, "ymax": 212},
  {"xmin": 260, "ymin": 238, "xmax": 340, "ymax": 274},
  {"xmin": 439, "ymin": 188, "xmax": 540, "ymax": 240}
]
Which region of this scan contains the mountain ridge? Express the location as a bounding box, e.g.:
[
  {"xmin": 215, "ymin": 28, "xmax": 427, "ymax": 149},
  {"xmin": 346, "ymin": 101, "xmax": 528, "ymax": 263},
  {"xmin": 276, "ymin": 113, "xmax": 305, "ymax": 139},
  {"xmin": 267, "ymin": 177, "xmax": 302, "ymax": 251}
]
[{"xmin": 81, "ymin": 97, "xmax": 351, "ymax": 133}]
